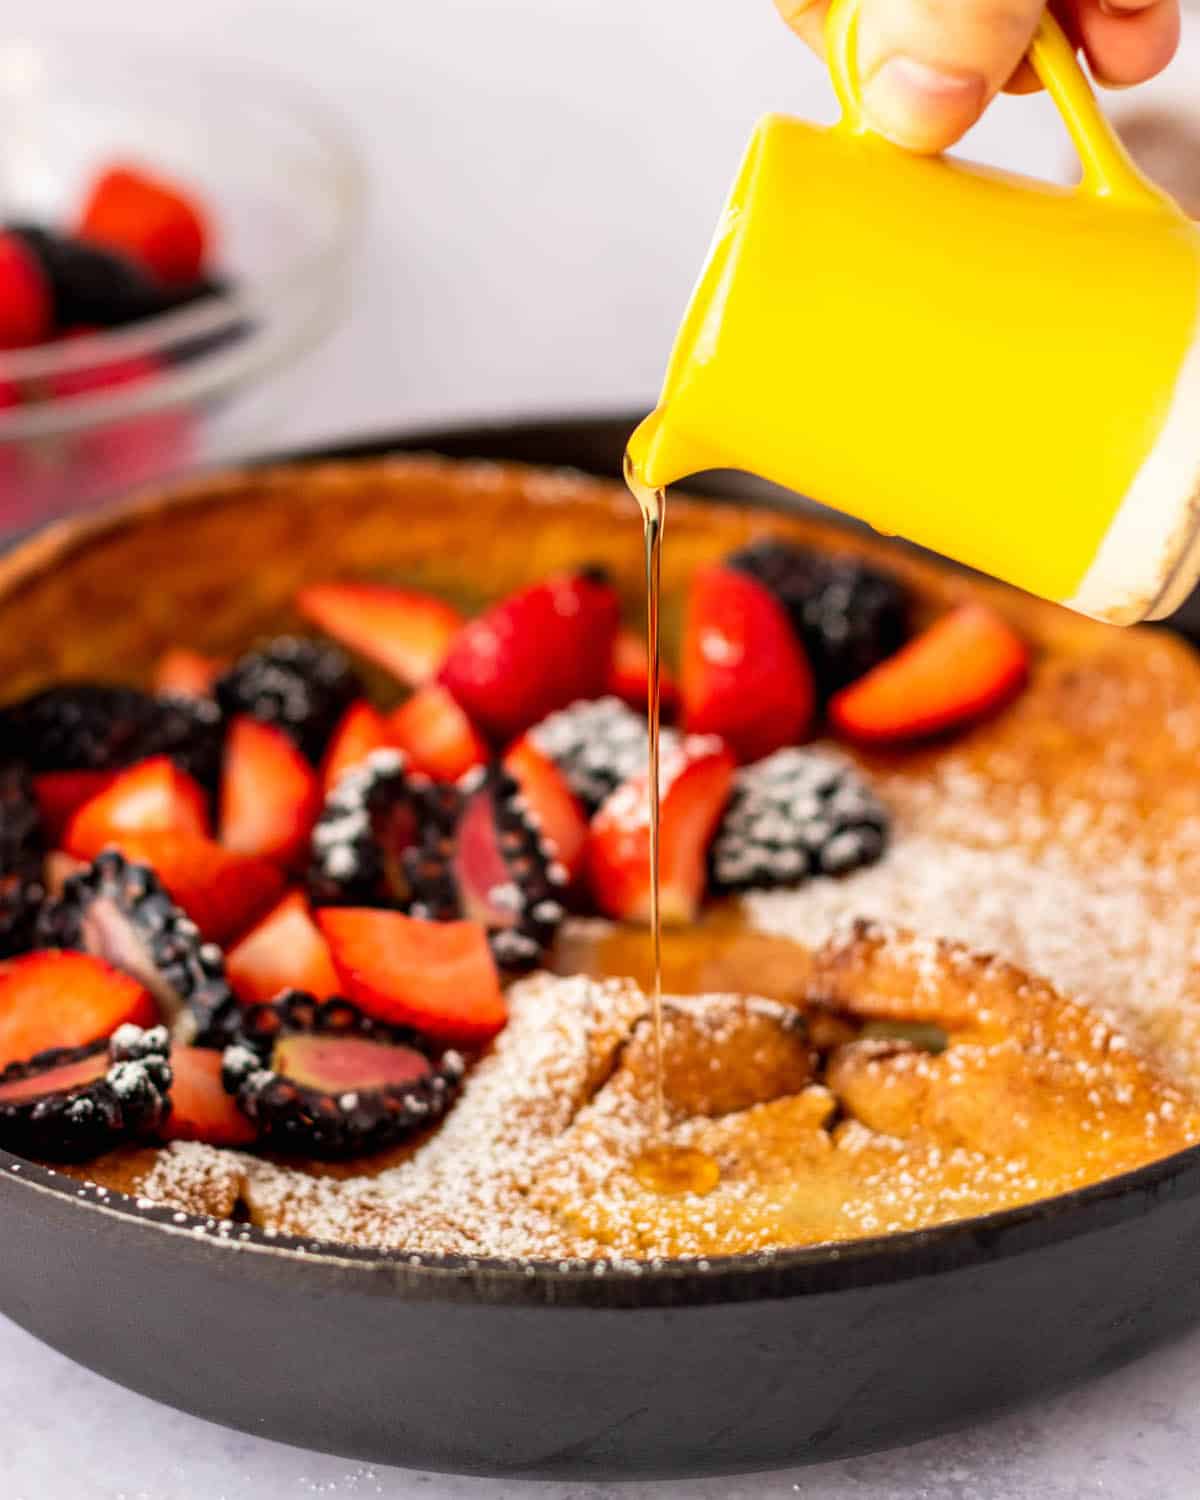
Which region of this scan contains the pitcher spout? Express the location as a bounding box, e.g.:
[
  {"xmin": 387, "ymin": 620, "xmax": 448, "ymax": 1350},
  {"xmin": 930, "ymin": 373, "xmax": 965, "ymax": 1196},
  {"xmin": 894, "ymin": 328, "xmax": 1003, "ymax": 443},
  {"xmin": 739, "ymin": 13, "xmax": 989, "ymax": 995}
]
[{"xmin": 625, "ymin": 407, "xmax": 727, "ymax": 492}]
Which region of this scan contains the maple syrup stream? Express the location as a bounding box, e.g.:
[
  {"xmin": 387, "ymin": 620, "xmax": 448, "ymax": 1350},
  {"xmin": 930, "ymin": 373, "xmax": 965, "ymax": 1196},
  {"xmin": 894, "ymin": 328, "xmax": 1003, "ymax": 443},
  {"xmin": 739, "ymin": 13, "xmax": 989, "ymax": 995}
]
[{"xmin": 624, "ymin": 455, "xmax": 720, "ymax": 1199}]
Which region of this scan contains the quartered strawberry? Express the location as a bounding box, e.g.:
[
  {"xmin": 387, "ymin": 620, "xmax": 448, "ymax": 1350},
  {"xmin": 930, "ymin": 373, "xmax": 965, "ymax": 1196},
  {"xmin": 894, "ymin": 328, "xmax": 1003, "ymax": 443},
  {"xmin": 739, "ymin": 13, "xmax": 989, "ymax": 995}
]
[
  {"xmin": 681, "ymin": 564, "xmax": 814, "ymax": 763},
  {"xmin": 162, "ymin": 1044, "xmax": 256, "ymax": 1146},
  {"xmin": 317, "ymin": 908, "xmax": 506, "ymax": 1044},
  {"xmin": 438, "ymin": 570, "xmax": 620, "ymax": 742},
  {"xmin": 297, "ymin": 581, "xmax": 464, "ymax": 687},
  {"xmin": 0, "ymin": 951, "xmax": 157, "ymax": 1071},
  {"xmin": 388, "ymin": 685, "xmax": 488, "ymax": 782},
  {"xmin": 226, "ymin": 891, "xmax": 340, "ymax": 1006},
  {"xmin": 829, "ymin": 603, "xmax": 1029, "ymax": 744},
  {"xmin": 320, "ymin": 700, "xmax": 394, "ymax": 792},
  {"xmin": 33, "ymin": 770, "xmax": 118, "ymax": 843},
  {"xmin": 109, "ymin": 830, "xmax": 284, "ymax": 946},
  {"xmin": 152, "ymin": 647, "xmax": 224, "ymax": 699},
  {"xmin": 63, "ymin": 756, "xmax": 211, "ymax": 860},
  {"xmin": 0, "ymin": 230, "xmax": 52, "ymax": 349},
  {"xmin": 607, "ymin": 628, "xmax": 679, "ymax": 717},
  {"xmin": 503, "ymin": 735, "xmax": 588, "ymax": 881},
  {"xmin": 77, "ymin": 164, "xmax": 210, "ymax": 286},
  {"xmin": 586, "ymin": 736, "xmax": 735, "ymax": 925},
  {"xmin": 219, "ymin": 716, "xmax": 321, "ymax": 867}
]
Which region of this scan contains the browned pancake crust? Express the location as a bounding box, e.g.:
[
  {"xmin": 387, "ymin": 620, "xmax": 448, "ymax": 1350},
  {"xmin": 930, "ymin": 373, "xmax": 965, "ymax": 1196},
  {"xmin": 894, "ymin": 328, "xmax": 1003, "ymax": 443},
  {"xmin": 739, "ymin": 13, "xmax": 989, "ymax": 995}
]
[{"xmin": 529, "ymin": 929, "xmax": 1198, "ymax": 1257}]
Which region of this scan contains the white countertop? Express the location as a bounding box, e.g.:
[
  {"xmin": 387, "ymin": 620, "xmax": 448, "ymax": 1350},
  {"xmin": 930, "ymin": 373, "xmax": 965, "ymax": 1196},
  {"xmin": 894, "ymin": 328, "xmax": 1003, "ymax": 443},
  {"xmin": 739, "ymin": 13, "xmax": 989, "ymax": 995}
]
[{"xmin": 6, "ymin": 0, "xmax": 1200, "ymax": 1492}]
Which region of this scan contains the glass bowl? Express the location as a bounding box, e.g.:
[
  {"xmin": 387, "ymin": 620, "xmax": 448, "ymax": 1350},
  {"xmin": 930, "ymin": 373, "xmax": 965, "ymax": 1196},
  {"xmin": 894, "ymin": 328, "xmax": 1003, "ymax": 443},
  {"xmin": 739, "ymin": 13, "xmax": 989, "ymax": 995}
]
[{"xmin": 0, "ymin": 34, "xmax": 363, "ymax": 531}]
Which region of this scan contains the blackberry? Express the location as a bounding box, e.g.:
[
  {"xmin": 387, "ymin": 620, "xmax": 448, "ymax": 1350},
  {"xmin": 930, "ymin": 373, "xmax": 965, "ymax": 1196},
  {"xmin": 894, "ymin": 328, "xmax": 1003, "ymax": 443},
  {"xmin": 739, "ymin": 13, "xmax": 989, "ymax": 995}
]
[
  {"xmin": 222, "ymin": 990, "xmax": 465, "ymax": 1158},
  {"xmin": 710, "ymin": 747, "xmax": 888, "ymax": 894},
  {"xmin": 8, "ymin": 226, "xmax": 167, "ymax": 329},
  {"xmin": 728, "ymin": 540, "xmax": 910, "ymax": 698},
  {"xmin": 529, "ymin": 696, "xmax": 675, "ymax": 815},
  {"xmin": 308, "ymin": 750, "xmax": 439, "ymax": 910},
  {"xmin": 0, "ymin": 1023, "xmax": 171, "ymax": 1163},
  {"xmin": 0, "ymin": 683, "xmax": 224, "ymax": 790},
  {"xmin": 0, "ymin": 764, "xmax": 46, "ymax": 957},
  {"xmin": 405, "ymin": 764, "xmax": 567, "ymax": 971},
  {"xmin": 37, "ymin": 849, "xmax": 236, "ymax": 1045},
  {"xmin": 215, "ymin": 637, "xmax": 360, "ymax": 764}
]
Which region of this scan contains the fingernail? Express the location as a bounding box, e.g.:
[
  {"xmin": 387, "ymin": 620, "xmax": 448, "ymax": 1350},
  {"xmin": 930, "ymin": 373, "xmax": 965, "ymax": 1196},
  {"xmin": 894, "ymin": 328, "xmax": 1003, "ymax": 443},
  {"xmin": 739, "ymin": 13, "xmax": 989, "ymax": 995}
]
[{"xmin": 862, "ymin": 56, "xmax": 986, "ymax": 151}]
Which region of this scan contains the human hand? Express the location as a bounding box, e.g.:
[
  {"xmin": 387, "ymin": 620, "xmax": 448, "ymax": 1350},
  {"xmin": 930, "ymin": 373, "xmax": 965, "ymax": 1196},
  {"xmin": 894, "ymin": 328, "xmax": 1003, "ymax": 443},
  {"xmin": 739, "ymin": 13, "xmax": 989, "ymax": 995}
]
[{"xmin": 773, "ymin": 0, "xmax": 1181, "ymax": 152}]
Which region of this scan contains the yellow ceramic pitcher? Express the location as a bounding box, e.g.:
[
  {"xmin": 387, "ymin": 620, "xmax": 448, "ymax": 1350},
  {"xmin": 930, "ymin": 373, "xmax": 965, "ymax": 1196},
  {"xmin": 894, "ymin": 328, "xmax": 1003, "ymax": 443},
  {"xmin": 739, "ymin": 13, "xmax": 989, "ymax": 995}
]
[{"xmin": 628, "ymin": 0, "xmax": 1200, "ymax": 623}]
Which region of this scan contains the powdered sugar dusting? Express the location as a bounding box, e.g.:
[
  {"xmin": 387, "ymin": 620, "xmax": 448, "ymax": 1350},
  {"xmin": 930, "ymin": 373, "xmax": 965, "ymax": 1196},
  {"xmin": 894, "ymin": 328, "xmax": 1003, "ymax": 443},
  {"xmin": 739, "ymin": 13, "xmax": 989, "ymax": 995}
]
[
  {"xmin": 122, "ymin": 928, "xmax": 1200, "ymax": 1261},
  {"xmin": 748, "ymin": 833, "xmax": 1200, "ymax": 1087},
  {"xmin": 227, "ymin": 974, "xmax": 648, "ymax": 1257},
  {"xmin": 139, "ymin": 1140, "xmax": 247, "ymax": 1220}
]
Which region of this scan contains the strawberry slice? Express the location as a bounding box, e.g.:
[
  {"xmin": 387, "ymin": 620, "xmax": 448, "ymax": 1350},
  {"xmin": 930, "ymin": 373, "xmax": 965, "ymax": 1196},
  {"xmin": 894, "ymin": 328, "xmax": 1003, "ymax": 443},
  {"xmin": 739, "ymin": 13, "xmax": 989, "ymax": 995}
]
[
  {"xmin": 77, "ymin": 164, "xmax": 209, "ymax": 286},
  {"xmin": 226, "ymin": 891, "xmax": 340, "ymax": 1006},
  {"xmin": 162, "ymin": 1045, "xmax": 257, "ymax": 1146},
  {"xmin": 829, "ymin": 603, "xmax": 1029, "ymax": 744},
  {"xmin": 33, "ymin": 770, "xmax": 118, "ymax": 843},
  {"xmin": 388, "ymin": 685, "xmax": 488, "ymax": 782},
  {"xmin": 586, "ymin": 736, "xmax": 735, "ymax": 925},
  {"xmin": 0, "ymin": 230, "xmax": 52, "ymax": 349},
  {"xmin": 607, "ymin": 628, "xmax": 679, "ymax": 717},
  {"xmin": 321, "ymin": 700, "xmax": 394, "ymax": 791},
  {"xmin": 317, "ymin": 908, "xmax": 506, "ymax": 1044},
  {"xmin": 63, "ymin": 756, "xmax": 211, "ymax": 860},
  {"xmin": 681, "ymin": 565, "xmax": 814, "ymax": 763},
  {"xmin": 153, "ymin": 647, "xmax": 224, "ymax": 699},
  {"xmin": 297, "ymin": 581, "xmax": 464, "ymax": 687},
  {"xmin": 219, "ymin": 717, "xmax": 321, "ymax": 867},
  {"xmin": 503, "ymin": 735, "xmax": 588, "ymax": 881},
  {"xmin": 0, "ymin": 951, "xmax": 157, "ymax": 1071},
  {"xmin": 110, "ymin": 830, "xmax": 284, "ymax": 946},
  {"xmin": 438, "ymin": 571, "xmax": 620, "ymax": 742}
]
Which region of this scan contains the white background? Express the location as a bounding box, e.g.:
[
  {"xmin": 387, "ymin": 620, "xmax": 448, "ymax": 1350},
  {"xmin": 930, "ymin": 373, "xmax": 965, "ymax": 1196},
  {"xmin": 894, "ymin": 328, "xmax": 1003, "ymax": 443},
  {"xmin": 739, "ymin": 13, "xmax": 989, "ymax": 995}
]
[
  {"xmin": 5, "ymin": 1, "xmax": 1200, "ymax": 1495},
  {"xmin": 16, "ymin": 0, "xmax": 1089, "ymax": 450}
]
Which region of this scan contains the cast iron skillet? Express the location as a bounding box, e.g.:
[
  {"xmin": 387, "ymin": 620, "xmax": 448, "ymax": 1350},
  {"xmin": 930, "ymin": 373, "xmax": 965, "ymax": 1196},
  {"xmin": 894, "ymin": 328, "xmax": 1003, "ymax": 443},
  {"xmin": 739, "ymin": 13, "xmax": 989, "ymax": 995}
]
[{"xmin": 3, "ymin": 413, "xmax": 1200, "ymax": 1482}]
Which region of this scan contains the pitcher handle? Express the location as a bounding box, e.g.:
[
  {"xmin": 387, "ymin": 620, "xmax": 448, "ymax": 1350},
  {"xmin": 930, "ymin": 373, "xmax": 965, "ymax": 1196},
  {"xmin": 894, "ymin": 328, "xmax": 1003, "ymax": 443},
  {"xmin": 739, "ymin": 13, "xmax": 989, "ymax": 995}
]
[{"xmin": 825, "ymin": 0, "xmax": 1173, "ymax": 210}]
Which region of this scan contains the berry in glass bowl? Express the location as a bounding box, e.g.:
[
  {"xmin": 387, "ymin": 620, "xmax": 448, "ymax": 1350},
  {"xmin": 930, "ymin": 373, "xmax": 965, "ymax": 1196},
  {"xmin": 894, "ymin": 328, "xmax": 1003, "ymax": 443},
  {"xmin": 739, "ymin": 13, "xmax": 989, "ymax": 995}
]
[{"xmin": 0, "ymin": 35, "xmax": 362, "ymax": 531}]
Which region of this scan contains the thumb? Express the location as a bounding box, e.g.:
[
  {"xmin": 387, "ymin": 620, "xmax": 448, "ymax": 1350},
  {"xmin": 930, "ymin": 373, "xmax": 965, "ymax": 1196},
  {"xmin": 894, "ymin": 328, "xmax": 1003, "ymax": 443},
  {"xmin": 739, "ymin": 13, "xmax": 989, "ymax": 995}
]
[{"xmin": 857, "ymin": 0, "xmax": 1046, "ymax": 151}]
